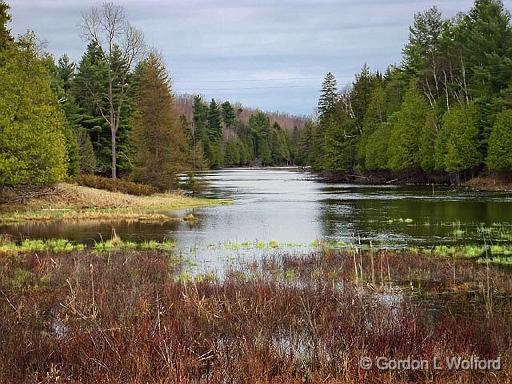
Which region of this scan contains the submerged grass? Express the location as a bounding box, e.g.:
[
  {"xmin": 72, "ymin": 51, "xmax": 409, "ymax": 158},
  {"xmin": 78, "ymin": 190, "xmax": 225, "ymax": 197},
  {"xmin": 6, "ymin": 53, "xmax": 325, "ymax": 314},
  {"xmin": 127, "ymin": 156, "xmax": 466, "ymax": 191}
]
[{"xmin": 0, "ymin": 247, "xmax": 511, "ymax": 383}]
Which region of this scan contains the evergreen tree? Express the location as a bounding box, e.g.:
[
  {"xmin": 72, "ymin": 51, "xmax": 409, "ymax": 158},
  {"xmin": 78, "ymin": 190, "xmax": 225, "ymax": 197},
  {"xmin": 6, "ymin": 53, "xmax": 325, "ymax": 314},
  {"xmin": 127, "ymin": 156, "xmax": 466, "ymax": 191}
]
[
  {"xmin": 388, "ymin": 82, "xmax": 434, "ymax": 171},
  {"xmin": 80, "ymin": 3, "xmax": 145, "ymax": 179},
  {"xmin": 77, "ymin": 127, "xmax": 96, "ymax": 173},
  {"xmin": 249, "ymin": 111, "xmax": 272, "ymax": 166},
  {"xmin": 437, "ymin": 102, "xmax": 482, "ymax": 173},
  {"xmin": 207, "ymin": 99, "xmax": 223, "ymax": 142},
  {"xmin": 221, "ymin": 101, "xmax": 236, "ymax": 129},
  {"xmin": 323, "ymin": 116, "xmax": 357, "ymax": 171},
  {"xmin": 365, "ymin": 122, "xmax": 392, "ymax": 170},
  {"xmin": 270, "ymin": 122, "xmax": 291, "ymax": 165},
  {"xmin": 131, "ymin": 53, "xmax": 189, "ymax": 189},
  {"xmin": 0, "ymin": 41, "xmax": 68, "ymax": 186},
  {"xmin": 46, "ymin": 56, "xmax": 80, "ymax": 177},
  {"xmin": 487, "ymin": 109, "xmax": 512, "ymax": 171},
  {"xmin": 72, "ymin": 43, "xmax": 134, "ymax": 175},
  {"xmin": 318, "ymin": 72, "xmax": 338, "ymax": 122},
  {"xmin": 207, "ymin": 99, "xmax": 223, "ymax": 167},
  {"xmin": 357, "ymin": 84, "xmax": 386, "ymax": 167},
  {"xmin": 0, "ymin": 0, "xmax": 12, "ymax": 50}
]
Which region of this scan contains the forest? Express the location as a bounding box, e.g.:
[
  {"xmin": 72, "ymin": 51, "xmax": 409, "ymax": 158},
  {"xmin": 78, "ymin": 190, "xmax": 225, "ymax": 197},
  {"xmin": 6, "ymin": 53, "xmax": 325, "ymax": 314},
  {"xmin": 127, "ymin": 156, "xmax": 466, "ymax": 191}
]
[
  {"xmin": 306, "ymin": 0, "xmax": 512, "ymax": 182},
  {"xmin": 0, "ymin": 1, "xmax": 304, "ymax": 191},
  {"xmin": 1, "ymin": 0, "xmax": 512, "ymax": 191}
]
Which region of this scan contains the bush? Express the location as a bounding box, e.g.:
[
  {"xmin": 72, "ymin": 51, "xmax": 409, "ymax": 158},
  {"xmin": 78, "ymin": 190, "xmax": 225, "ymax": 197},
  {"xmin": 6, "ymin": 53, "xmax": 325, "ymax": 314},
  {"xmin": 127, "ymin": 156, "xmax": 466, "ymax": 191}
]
[{"xmin": 75, "ymin": 174, "xmax": 159, "ymax": 196}]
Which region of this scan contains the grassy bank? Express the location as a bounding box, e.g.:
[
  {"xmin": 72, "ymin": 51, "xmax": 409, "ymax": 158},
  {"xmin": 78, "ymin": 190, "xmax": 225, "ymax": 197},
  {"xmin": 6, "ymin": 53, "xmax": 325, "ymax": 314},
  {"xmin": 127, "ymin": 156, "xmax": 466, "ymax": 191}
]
[
  {"xmin": 0, "ymin": 183, "xmax": 228, "ymax": 224},
  {"xmin": 0, "ymin": 247, "xmax": 511, "ymax": 383}
]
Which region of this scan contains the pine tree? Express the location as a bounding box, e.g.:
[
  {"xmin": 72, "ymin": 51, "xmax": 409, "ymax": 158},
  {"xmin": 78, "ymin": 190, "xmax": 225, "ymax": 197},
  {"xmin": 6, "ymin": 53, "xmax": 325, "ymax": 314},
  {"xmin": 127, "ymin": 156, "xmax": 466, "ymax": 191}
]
[
  {"xmin": 207, "ymin": 99, "xmax": 222, "ymax": 141},
  {"xmin": 80, "ymin": 3, "xmax": 145, "ymax": 179},
  {"xmin": 72, "ymin": 43, "xmax": 134, "ymax": 175},
  {"xmin": 192, "ymin": 95, "xmax": 212, "ymax": 166},
  {"xmin": 221, "ymin": 101, "xmax": 236, "ymax": 129},
  {"xmin": 207, "ymin": 99, "xmax": 223, "ymax": 167}
]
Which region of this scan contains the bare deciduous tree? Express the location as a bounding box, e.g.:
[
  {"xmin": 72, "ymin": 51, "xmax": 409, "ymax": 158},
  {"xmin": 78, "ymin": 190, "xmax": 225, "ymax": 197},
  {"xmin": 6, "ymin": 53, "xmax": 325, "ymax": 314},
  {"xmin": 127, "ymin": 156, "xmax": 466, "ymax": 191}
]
[{"xmin": 81, "ymin": 2, "xmax": 145, "ymax": 179}]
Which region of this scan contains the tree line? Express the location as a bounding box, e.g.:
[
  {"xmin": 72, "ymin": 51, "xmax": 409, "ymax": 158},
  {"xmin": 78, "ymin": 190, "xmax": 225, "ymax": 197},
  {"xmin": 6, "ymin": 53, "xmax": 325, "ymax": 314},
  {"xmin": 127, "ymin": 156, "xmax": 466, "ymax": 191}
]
[
  {"xmin": 0, "ymin": 1, "xmax": 302, "ymax": 191},
  {"xmin": 306, "ymin": 0, "xmax": 512, "ymax": 180}
]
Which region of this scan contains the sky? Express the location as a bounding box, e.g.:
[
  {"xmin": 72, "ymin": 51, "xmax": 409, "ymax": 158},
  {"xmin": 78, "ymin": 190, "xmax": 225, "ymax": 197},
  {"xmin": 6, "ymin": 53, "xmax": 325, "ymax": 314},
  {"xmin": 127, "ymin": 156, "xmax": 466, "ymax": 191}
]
[{"xmin": 7, "ymin": 0, "xmax": 489, "ymax": 116}]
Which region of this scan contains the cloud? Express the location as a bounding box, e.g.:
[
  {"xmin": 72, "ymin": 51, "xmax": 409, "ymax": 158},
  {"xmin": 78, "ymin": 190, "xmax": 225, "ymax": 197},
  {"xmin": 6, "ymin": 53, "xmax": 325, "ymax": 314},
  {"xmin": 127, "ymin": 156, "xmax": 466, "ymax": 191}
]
[{"xmin": 9, "ymin": 0, "xmax": 476, "ymax": 115}]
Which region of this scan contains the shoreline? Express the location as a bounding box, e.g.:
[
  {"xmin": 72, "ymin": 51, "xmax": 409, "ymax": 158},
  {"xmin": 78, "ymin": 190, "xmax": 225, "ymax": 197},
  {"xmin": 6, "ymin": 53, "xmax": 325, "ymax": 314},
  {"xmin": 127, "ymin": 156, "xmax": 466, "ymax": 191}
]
[
  {"xmin": 315, "ymin": 170, "xmax": 512, "ymax": 191},
  {"xmin": 0, "ymin": 183, "xmax": 230, "ymax": 224}
]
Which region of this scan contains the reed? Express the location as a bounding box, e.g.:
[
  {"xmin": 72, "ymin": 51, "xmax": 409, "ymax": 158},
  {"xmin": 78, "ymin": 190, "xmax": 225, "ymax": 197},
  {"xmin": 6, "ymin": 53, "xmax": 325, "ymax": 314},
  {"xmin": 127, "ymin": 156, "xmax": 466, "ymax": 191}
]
[{"xmin": 0, "ymin": 248, "xmax": 510, "ymax": 383}]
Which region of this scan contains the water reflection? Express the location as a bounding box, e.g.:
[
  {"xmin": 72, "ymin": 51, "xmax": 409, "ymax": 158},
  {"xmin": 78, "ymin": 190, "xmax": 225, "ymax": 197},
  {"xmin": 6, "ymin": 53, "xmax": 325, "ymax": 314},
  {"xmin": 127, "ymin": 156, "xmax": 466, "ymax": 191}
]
[{"xmin": 2, "ymin": 168, "xmax": 512, "ymax": 251}]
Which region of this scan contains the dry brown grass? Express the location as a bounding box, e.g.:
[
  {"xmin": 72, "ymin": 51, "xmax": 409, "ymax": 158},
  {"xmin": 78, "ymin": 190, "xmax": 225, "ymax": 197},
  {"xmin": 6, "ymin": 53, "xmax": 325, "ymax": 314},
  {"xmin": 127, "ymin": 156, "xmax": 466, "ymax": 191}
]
[
  {"xmin": 0, "ymin": 248, "xmax": 511, "ymax": 383},
  {"xmin": 0, "ymin": 183, "xmax": 228, "ymax": 223},
  {"xmin": 464, "ymin": 175, "xmax": 512, "ymax": 192}
]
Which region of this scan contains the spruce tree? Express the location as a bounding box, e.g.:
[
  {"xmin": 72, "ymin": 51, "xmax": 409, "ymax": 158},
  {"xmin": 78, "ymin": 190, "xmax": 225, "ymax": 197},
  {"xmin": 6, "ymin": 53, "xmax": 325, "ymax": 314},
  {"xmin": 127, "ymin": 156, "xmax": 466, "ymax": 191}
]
[{"xmin": 318, "ymin": 72, "xmax": 338, "ymax": 124}]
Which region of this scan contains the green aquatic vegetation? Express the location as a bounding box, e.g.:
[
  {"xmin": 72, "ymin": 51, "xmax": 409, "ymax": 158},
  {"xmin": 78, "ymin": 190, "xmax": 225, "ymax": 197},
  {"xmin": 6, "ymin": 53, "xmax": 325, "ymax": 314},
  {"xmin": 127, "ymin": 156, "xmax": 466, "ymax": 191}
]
[
  {"xmin": 0, "ymin": 239, "xmax": 85, "ymax": 254},
  {"xmin": 490, "ymin": 245, "xmax": 512, "ymax": 256},
  {"xmin": 223, "ymin": 241, "xmax": 252, "ymax": 250},
  {"xmin": 269, "ymin": 240, "xmax": 279, "ymax": 249},
  {"xmin": 284, "ymin": 242, "xmax": 306, "ymax": 248},
  {"xmin": 139, "ymin": 240, "xmax": 176, "ymax": 251},
  {"xmin": 94, "ymin": 238, "xmax": 175, "ymax": 252},
  {"xmin": 463, "ymin": 245, "xmax": 487, "ymax": 258},
  {"xmin": 432, "ymin": 245, "xmax": 458, "ymax": 257},
  {"xmin": 94, "ymin": 239, "xmax": 137, "ymax": 251}
]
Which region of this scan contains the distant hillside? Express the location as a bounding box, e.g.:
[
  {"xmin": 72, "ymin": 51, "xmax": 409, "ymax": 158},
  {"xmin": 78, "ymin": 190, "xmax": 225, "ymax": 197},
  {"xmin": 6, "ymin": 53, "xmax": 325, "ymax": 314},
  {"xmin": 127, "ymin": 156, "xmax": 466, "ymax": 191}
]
[{"xmin": 175, "ymin": 94, "xmax": 311, "ymax": 132}]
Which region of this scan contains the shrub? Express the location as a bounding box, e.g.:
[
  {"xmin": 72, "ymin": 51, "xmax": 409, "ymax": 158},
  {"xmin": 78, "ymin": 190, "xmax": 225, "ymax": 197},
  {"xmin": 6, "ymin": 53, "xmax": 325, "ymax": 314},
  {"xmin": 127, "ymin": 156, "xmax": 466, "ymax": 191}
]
[{"xmin": 75, "ymin": 174, "xmax": 159, "ymax": 196}]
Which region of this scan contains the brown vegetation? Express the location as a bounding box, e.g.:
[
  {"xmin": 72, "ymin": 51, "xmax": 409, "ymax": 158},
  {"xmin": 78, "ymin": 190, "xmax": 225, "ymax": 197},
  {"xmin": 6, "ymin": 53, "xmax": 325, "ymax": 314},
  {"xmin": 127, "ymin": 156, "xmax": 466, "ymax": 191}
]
[
  {"xmin": 75, "ymin": 175, "xmax": 159, "ymax": 196},
  {"xmin": 0, "ymin": 183, "xmax": 226, "ymax": 223},
  {"xmin": 0, "ymin": 248, "xmax": 510, "ymax": 383},
  {"xmin": 464, "ymin": 175, "xmax": 512, "ymax": 192}
]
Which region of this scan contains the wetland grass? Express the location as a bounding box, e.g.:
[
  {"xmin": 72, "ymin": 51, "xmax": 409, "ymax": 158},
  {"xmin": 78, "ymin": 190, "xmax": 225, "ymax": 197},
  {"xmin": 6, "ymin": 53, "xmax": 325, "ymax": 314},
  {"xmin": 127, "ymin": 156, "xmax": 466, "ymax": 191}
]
[{"xmin": 0, "ymin": 246, "xmax": 511, "ymax": 383}]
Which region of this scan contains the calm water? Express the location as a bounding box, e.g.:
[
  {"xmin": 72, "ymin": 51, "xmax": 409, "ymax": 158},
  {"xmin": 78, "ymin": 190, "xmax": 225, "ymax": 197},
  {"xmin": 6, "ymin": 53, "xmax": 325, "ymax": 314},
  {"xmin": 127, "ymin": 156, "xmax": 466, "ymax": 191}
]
[{"xmin": 2, "ymin": 168, "xmax": 512, "ymax": 259}]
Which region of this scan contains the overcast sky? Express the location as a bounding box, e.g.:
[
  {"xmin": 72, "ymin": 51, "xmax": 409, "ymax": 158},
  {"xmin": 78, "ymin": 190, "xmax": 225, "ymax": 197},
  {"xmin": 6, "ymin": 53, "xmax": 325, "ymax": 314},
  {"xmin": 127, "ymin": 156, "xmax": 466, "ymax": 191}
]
[{"xmin": 8, "ymin": 0, "xmax": 492, "ymax": 115}]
